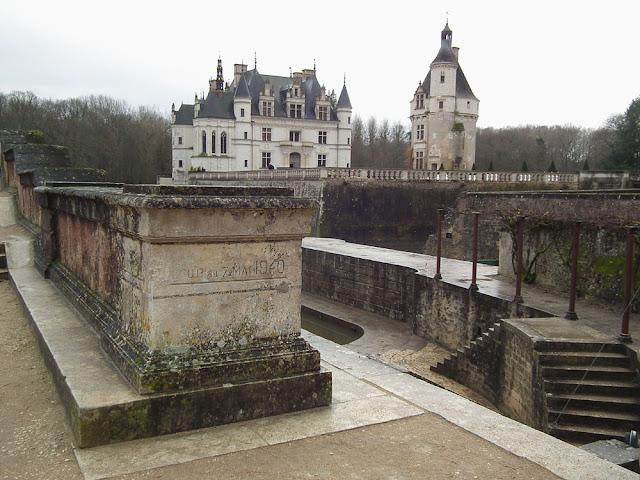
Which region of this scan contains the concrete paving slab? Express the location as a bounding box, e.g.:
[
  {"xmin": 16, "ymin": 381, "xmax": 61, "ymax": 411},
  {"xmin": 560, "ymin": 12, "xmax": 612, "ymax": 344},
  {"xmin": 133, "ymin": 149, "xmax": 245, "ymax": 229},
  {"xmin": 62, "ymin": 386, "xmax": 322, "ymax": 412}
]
[{"xmin": 74, "ymin": 422, "xmax": 268, "ymax": 480}]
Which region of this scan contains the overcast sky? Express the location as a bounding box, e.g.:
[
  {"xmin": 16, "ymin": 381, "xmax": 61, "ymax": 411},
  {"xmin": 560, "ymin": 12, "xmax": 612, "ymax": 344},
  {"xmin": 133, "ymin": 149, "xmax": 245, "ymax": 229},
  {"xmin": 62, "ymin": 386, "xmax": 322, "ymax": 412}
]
[{"xmin": 1, "ymin": 0, "xmax": 639, "ymax": 130}]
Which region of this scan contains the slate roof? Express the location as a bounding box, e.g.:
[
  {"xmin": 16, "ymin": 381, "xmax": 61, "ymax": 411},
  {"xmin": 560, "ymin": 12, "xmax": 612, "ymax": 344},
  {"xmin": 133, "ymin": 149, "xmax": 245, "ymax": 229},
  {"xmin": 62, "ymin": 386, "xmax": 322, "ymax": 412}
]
[
  {"xmin": 431, "ymin": 43, "xmax": 458, "ymax": 65},
  {"xmin": 174, "ymin": 104, "xmax": 195, "ymax": 125},
  {"xmin": 174, "ymin": 67, "xmax": 350, "ymax": 125},
  {"xmin": 337, "ymin": 84, "xmax": 352, "ymax": 109}
]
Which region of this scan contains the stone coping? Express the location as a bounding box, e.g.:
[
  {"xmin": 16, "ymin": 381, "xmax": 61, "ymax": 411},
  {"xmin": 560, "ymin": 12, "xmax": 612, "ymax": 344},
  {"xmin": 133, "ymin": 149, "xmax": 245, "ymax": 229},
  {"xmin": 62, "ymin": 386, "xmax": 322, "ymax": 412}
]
[
  {"xmin": 122, "ymin": 184, "xmax": 295, "ymax": 197},
  {"xmin": 36, "ymin": 185, "xmax": 317, "ymax": 210},
  {"xmin": 466, "ymin": 189, "xmax": 640, "ymax": 199}
]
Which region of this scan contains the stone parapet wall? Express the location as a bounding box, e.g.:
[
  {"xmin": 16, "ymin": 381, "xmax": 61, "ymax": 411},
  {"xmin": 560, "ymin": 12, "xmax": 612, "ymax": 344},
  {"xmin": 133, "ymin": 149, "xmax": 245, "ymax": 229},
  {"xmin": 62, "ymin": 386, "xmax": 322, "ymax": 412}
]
[
  {"xmin": 413, "ymin": 275, "xmax": 550, "ymax": 350},
  {"xmin": 302, "ymin": 245, "xmax": 550, "ymax": 351},
  {"xmin": 302, "ymin": 248, "xmax": 416, "ymax": 324}
]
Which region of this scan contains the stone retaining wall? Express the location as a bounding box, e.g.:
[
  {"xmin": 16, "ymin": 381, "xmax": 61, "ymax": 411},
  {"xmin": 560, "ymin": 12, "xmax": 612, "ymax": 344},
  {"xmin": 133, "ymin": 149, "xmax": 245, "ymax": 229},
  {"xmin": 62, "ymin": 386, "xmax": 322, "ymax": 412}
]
[{"xmin": 301, "ymin": 247, "xmax": 550, "ymax": 351}]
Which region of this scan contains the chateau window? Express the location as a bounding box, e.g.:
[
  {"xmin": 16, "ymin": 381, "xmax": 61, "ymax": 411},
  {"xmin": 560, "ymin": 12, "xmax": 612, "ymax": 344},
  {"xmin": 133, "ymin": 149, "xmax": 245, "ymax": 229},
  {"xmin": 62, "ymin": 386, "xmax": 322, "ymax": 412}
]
[
  {"xmin": 317, "ymin": 154, "xmax": 327, "ymax": 167},
  {"xmin": 416, "ymin": 124, "xmax": 425, "ymax": 141},
  {"xmin": 440, "ymin": 72, "xmax": 445, "ymax": 83},
  {"xmin": 178, "ymin": 137, "xmax": 183, "ymax": 145},
  {"xmin": 467, "ymin": 101, "xmax": 471, "ymax": 109},
  {"xmin": 318, "ymin": 106, "xmax": 328, "ymax": 121},
  {"xmin": 318, "ymin": 131, "xmax": 327, "ymax": 144},
  {"xmin": 348, "ymin": 137, "xmax": 350, "ymax": 145},
  {"xmin": 244, "ymin": 160, "xmax": 248, "ymax": 167},
  {"xmin": 415, "ymin": 152, "xmax": 424, "ymax": 169},
  {"xmin": 262, "ymin": 127, "xmax": 272, "ymax": 141},
  {"xmin": 416, "ymin": 94, "xmax": 424, "ymax": 109},
  {"xmin": 221, "ymin": 132, "xmax": 227, "ymax": 154},
  {"xmin": 261, "ymin": 152, "xmax": 271, "ymax": 169},
  {"xmin": 348, "ymin": 116, "xmax": 351, "ymax": 124},
  {"xmin": 244, "ymin": 131, "xmax": 248, "ymax": 140},
  {"xmin": 201, "ymin": 131, "xmax": 207, "ymax": 153},
  {"xmin": 438, "ymin": 101, "xmax": 444, "ymax": 110},
  {"xmin": 294, "ymin": 87, "xmax": 299, "ymax": 97},
  {"xmin": 289, "ymin": 104, "xmax": 302, "ymax": 119},
  {"xmin": 290, "ymin": 131, "xmax": 301, "ymax": 142},
  {"xmin": 178, "ymin": 160, "xmax": 183, "ymax": 167},
  {"xmin": 212, "ymin": 133, "xmax": 216, "ymax": 153},
  {"xmin": 262, "ymin": 102, "xmax": 273, "ymax": 117},
  {"xmin": 431, "ymin": 163, "xmax": 438, "ymax": 170},
  {"xmin": 241, "ymin": 108, "xmax": 245, "ymax": 117}
]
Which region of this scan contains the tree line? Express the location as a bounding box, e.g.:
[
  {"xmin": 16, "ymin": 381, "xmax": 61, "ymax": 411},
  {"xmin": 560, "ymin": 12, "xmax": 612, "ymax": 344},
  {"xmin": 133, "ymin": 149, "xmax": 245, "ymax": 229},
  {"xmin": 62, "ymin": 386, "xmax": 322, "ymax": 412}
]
[{"xmin": 0, "ymin": 91, "xmax": 171, "ymax": 184}]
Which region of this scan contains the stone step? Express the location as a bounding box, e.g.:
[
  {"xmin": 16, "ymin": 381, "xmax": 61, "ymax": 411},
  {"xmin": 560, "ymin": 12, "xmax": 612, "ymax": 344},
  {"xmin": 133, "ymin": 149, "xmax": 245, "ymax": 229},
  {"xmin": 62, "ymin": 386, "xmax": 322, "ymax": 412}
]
[
  {"xmin": 548, "ymin": 407, "xmax": 640, "ymax": 432},
  {"xmin": 549, "ymin": 422, "xmax": 629, "ymax": 443},
  {"xmin": 542, "ymin": 364, "xmax": 636, "ymax": 382},
  {"xmin": 547, "ymin": 393, "xmax": 640, "ymax": 414},
  {"xmin": 536, "ymin": 341, "xmax": 626, "ymax": 354},
  {"xmin": 544, "ymin": 378, "xmax": 640, "ymax": 396},
  {"xmin": 539, "ymin": 351, "xmax": 630, "ymax": 367}
]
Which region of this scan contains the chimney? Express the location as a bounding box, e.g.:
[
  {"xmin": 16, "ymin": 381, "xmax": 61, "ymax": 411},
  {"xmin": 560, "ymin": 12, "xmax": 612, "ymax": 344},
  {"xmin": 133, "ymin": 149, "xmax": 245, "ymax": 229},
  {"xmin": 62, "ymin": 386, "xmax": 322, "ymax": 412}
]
[
  {"xmin": 234, "ymin": 64, "xmax": 247, "ymax": 87},
  {"xmin": 453, "ymin": 47, "xmax": 459, "ymax": 61}
]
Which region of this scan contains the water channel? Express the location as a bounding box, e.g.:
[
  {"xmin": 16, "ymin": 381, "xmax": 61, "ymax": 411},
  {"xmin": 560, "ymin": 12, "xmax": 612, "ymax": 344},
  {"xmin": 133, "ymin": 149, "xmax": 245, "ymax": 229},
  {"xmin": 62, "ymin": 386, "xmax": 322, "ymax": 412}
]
[{"xmin": 301, "ymin": 307, "xmax": 364, "ymax": 345}]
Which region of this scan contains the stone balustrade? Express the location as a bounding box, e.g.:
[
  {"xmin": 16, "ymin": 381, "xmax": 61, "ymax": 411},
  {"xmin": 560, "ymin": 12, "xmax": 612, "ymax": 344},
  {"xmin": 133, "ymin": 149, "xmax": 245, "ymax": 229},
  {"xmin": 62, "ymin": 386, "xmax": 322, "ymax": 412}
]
[{"xmin": 189, "ymin": 167, "xmax": 583, "ymax": 187}]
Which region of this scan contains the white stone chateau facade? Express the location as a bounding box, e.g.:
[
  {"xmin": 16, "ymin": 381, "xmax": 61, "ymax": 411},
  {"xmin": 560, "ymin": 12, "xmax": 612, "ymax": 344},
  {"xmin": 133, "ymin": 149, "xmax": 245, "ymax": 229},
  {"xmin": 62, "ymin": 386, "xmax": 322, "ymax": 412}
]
[
  {"xmin": 410, "ymin": 23, "xmax": 479, "ymax": 171},
  {"xmin": 171, "ymin": 60, "xmax": 352, "ymax": 182}
]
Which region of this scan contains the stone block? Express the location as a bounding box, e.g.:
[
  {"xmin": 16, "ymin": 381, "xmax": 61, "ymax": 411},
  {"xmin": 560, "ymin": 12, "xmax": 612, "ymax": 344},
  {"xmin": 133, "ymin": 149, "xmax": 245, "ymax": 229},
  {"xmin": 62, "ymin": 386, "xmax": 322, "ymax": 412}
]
[{"xmin": 30, "ymin": 184, "xmax": 330, "ymax": 444}]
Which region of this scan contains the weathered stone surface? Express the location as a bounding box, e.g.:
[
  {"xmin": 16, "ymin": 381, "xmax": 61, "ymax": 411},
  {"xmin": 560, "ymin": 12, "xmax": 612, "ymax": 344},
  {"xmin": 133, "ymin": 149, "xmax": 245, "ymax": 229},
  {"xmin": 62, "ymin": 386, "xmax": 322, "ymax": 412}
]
[
  {"xmin": 34, "ymin": 185, "xmax": 326, "ymax": 401},
  {"xmin": 72, "ymin": 369, "xmax": 332, "ymax": 448}
]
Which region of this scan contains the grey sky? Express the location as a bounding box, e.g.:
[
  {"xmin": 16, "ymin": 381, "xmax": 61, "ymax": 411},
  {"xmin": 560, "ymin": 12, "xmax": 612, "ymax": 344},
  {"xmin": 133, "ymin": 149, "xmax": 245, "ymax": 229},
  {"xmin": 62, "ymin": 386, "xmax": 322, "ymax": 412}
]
[{"xmin": 1, "ymin": 0, "xmax": 638, "ymax": 129}]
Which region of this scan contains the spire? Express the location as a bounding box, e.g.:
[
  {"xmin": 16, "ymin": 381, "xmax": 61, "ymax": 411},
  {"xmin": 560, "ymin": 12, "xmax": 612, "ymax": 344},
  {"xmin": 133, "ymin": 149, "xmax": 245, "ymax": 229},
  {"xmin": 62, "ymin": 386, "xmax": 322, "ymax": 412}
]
[
  {"xmin": 216, "ymin": 57, "xmax": 224, "ymax": 92},
  {"xmin": 234, "ymin": 74, "xmax": 251, "ymax": 99},
  {"xmin": 337, "ymin": 82, "xmax": 352, "ymax": 109}
]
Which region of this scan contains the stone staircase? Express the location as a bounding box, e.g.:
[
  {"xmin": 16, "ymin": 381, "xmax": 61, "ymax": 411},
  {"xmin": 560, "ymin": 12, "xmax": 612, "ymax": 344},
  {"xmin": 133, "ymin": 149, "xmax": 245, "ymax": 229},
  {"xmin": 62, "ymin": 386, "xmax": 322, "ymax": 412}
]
[
  {"xmin": 0, "ymin": 242, "xmax": 7, "ymax": 279},
  {"xmin": 540, "ymin": 341, "xmax": 640, "ymax": 443}
]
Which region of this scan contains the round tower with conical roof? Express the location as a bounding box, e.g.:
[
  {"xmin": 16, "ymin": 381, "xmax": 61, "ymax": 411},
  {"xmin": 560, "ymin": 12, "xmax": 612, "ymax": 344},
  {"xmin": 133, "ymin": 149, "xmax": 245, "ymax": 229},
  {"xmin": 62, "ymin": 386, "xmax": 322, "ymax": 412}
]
[{"xmin": 336, "ymin": 80, "xmax": 353, "ymax": 167}]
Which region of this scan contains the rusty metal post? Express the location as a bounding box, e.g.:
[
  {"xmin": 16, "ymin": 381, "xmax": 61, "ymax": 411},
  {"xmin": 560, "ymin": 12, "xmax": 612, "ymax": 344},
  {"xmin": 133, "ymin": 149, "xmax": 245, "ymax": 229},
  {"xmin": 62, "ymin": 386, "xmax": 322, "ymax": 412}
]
[
  {"xmin": 435, "ymin": 208, "xmax": 443, "ymax": 280},
  {"xmin": 565, "ymin": 222, "xmax": 580, "ymax": 320},
  {"xmin": 514, "ymin": 218, "xmax": 524, "ymax": 303},
  {"xmin": 620, "ymin": 228, "xmax": 635, "ymax": 343},
  {"xmin": 470, "ymin": 212, "xmax": 479, "ymax": 291}
]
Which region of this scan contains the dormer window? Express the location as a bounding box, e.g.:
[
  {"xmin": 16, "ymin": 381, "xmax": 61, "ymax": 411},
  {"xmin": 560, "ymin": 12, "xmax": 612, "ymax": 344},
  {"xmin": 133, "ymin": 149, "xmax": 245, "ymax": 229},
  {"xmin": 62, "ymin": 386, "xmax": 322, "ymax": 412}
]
[
  {"xmin": 416, "ymin": 94, "xmax": 424, "ymax": 109},
  {"xmin": 318, "ymin": 106, "xmax": 328, "ymax": 121},
  {"xmin": 294, "ymin": 87, "xmax": 299, "ymax": 97},
  {"xmin": 289, "ymin": 104, "xmax": 302, "ymax": 119},
  {"xmin": 262, "ymin": 101, "xmax": 273, "ymax": 117}
]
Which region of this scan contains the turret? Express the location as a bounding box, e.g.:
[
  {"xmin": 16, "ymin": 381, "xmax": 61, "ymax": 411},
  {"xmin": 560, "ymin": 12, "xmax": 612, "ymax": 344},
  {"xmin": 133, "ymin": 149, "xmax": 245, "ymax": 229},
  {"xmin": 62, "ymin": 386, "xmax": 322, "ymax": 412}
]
[{"xmin": 233, "ymin": 74, "xmax": 252, "ymax": 121}]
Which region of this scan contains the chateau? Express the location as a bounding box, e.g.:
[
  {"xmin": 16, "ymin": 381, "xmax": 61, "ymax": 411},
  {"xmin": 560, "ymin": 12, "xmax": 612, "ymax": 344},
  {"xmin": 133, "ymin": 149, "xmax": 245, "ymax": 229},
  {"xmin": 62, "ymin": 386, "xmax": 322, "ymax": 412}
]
[
  {"xmin": 171, "ymin": 60, "xmax": 352, "ymax": 181},
  {"xmin": 410, "ymin": 23, "xmax": 479, "ymax": 171}
]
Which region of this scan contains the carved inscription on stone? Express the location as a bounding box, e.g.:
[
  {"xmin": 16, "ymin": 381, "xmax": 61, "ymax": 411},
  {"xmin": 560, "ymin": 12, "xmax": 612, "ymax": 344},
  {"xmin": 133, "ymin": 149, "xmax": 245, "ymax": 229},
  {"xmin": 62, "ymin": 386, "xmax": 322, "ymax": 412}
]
[{"xmin": 175, "ymin": 258, "xmax": 286, "ymax": 284}]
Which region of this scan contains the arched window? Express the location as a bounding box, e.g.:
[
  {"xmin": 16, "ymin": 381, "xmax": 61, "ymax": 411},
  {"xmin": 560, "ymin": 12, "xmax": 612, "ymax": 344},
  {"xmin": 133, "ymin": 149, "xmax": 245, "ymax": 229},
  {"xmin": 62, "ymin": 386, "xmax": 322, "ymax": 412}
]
[
  {"xmin": 201, "ymin": 130, "xmax": 207, "ymax": 154},
  {"xmin": 221, "ymin": 132, "xmax": 227, "ymax": 154},
  {"xmin": 212, "ymin": 132, "xmax": 216, "ymax": 154}
]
